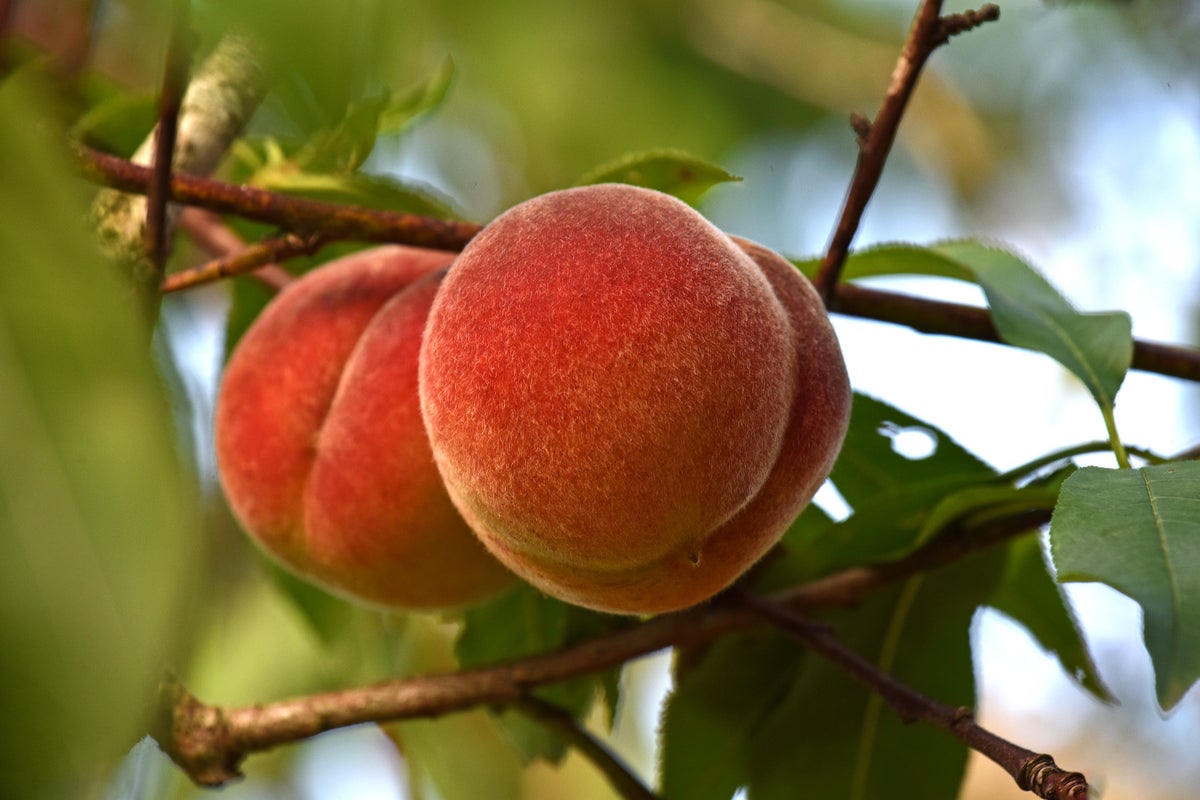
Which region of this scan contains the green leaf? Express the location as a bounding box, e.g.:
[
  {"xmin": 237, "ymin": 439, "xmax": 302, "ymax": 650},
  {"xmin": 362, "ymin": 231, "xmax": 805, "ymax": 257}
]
[
  {"xmin": 797, "ymin": 394, "xmax": 996, "ymax": 576},
  {"xmin": 1050, "ymin": 462, "xmax": 1200, "ymax": 709},
  {"xmin": 292, "ymin": 92, "xmax": 392, "ymax": 172},
  {"xmin": 988, "ymin": 536, "xmax": 1110, "ymax": 700},
  {"xmin": 792, "ymin": 242, "xmax": 974, "ymax": 282},
  {"xmin": 660, "ymin": 631, "xmax": 804, "ymax": 800},
  {"xmin": 747, "ymin": 552, "xmax": 1004, "ymax": 800},
  {"xmin": 377, "ymin": 56, "xmax": 456, "ymax": 135},
  {"xmin": 797, "ymin": 241, "xmax": 1133, "ymax": 417},
  {"xmin": 251, "ymin": 166, "xmax": 461, "ymax": 218},
  {"xmin": 573, "ymin": 149, "xmax": 741, "ymax": 205},
  {"xmin": 0, "ymin": 74, "xmax": 198, "ymax": 799},
  {"xmin": 456, "ymin": 584, "xmax": 628, "ymax": 763},
  {"xmin": 933, "ymin": 241, "xmax": 1133, "ymax": 412},
  {"xmin": 832, "ymin": 394, "xmax": 994, "ymax": 508}
]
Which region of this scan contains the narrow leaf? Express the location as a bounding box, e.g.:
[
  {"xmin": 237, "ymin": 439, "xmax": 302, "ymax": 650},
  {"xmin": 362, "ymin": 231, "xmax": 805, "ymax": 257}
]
[
  {"xmin": 574, "ymin": 149, "xmax": 740, "ymax": 205},
  {"xmin": 792, "ymin": 243, "xmax": 974, "ymax": 282},
  {"xmin": 377, "ymin": 56, "xmax": 457, "ymax": 135},
  {"xmin": 1050, "ymin": 463, "xmax": 1200, "ymax": 709},
  {"xmin": 251, "ymin": 166, "xmax": 461, "ymax": 218}
]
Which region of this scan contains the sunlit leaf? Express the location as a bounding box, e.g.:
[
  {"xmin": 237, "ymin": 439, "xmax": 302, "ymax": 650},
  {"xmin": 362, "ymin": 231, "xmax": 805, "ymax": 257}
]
[
  {"xmin": 377, "ymin": 56, "xmax": 456, "ymax": 135},
  {"xmin": 1050, "ymin": 462, "xmax": 1200, "ymax": 709},
  {"xmin": 251, "ymin": 166, "xmax": 461, "ymax": 218},
  {"xmin": 792, "ymin": 242, "xmax": 974, "ymax": 282},
  {"xmin": 574, "ymin": 149, "xmax": 740, "ymax": 205}
]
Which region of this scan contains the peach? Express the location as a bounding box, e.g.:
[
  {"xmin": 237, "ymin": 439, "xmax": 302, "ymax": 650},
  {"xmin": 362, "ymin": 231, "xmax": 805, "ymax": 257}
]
[
  {"xmin": 215, "ymin": 245, "xmax": 513, "ymax": 609},
  {"xmin": 419, "ymin": 184, "xmax": 850, "ymax": 614}
]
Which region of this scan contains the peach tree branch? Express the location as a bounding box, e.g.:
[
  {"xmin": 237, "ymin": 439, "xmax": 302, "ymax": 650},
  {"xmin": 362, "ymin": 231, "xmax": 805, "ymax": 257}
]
[
  {"xmin": 79, "ymin": 146, "xmax": 1200, "ymax": 384},
  {"xmin": 177, "ymin": 208, "xmax": 295, "ymax": 291},
  {"xmin": 165, "ymin": 223, "xmax": 320, "ymax": 293},
  {"xmin": 82, "ymin": 145, "xmax": 480, "ymax": 252},
  {"xmin": 162, "ymin": 503, "xmax": 1052, "ymax": 786},
  {"xmin": 732, "ymin": 590, "xmax": 1090, "ymax": 799},
  {"xmin": 812, "ymin": 2, "xmax": 1000, "ymax": 304}
]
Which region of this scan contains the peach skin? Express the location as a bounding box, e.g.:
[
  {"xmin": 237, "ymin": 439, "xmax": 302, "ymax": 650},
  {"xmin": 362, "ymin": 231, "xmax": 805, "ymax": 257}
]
[
  {"xmin": 215, "ymin": 245, "xmax": 513, "ymax": 609},
  {"xmin": 419, "ymin": 184, "xmax": 850, "ymax": 614}
]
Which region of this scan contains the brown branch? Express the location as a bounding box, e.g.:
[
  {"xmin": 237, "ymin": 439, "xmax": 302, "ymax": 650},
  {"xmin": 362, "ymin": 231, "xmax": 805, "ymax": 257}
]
[
  {"xmin": 733, "ymin": 590, "xmax": 1089, "ymax": 799},
  {"xmin": 163, "ymin": 503, "xmax": 1051, "ymax": 786},
  {"xmin": 145, "ymin": 0, "xmax": 192, "ymax": 269},
  {"xmin": 80, "ymin": 145, "xmax": 481, "ymax": 252},
  {"xmin": 79, "ymin": 148, "xmax": 1200, "ymax": 384},
  {"xmin": 834, "ymin": 283, "xmax": 1200, "ymax": 384},
  {"xmin": 163, "ymin": 231, "xmax": 321, "ymax": 293},
  {"xmin": 177, "ymin": 208, "xmax": 294, "ymax": 291},
  {"xmin": 812, "ymin": 2, "xmax": 1000, "ymax": 304},
  {"xmin": 511, "ymin": 695, "xmax": 658, "ymax": 800}
]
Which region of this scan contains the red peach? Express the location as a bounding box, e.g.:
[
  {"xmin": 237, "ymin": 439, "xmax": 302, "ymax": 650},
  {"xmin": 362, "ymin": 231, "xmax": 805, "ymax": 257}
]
[
  {"xmin": 215, "ymin": 245, "xmax": 513, "ymax": 609},
  {"xmin": 419, "ymin": 184, "xmax": 850, "ymax": 614}
]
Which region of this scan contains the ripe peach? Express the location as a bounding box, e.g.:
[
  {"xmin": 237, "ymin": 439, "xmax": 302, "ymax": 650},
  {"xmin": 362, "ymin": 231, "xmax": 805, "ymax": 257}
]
[
  {"xmin": 419, "ymin": 184, "xmax": 850, "ymax": 615},
  {"xmin": 215, "ymin": 246, "xmax": 513, "ymax": 610}
]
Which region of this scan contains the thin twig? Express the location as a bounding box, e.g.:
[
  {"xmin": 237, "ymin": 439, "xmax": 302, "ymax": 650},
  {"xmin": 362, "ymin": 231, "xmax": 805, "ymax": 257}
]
[
  {"xmin": 812, "ymin": 2, "xmax": 1001, "ymax": 304},
  {"xmin": 145, "ymin": 0, "xmax": 192, "ymax": 269},
  {"xmin": 162, "ymin": 503, "xmax": 1052, "ymax": 786},
  {"xmin": 163, "ymin": 231, "xmax": 322, "ymax": 293},
  {"xmin": 732, "ymin": 590, "xmax": 1089, "ymax": 799},
  {"xmin": 511, "ymin": 695, "xmax": 659, "ymax": 800},
  {"xmin": 177, "ymin": 208, "xmax": 295, "ymax": 291}
]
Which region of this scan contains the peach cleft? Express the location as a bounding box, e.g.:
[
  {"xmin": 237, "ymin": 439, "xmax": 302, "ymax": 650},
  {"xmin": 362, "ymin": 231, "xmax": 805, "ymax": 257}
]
[{"xmin": 215, "ymin": 245, "xmax": 514, "ymax": 610}]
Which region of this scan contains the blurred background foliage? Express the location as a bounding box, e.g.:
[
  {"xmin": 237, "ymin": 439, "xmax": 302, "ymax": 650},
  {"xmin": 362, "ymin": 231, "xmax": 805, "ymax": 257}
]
[{"xmin": 3, "ymin": 0, "xmax": 1200, "ymax": 798}]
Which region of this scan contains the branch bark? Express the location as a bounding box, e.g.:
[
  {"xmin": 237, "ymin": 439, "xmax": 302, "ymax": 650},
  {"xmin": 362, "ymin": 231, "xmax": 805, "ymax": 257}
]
[
  {"xmin": 163, "ymin": 503, "xmax": 1052, "ymax": 786},
  {"xmin": 78, "ymin": 146, "xmax": 1200, "ymax": 383},
  {"xmin": 811, "ymin": 3, "xmax": 1000, "ymax": 304},
  {"xmin": 734, "ymin": 590, "xmax": 1089, "ymax": 799}
]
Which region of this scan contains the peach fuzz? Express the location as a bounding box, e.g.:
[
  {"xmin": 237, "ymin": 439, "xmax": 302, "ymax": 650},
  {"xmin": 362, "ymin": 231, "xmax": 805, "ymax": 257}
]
[
  {"xmin": 215, "ymin": 246, "xmax": 513, "ymax": 610},
  {"xmin": 419, "ymin": 184, "xmax": 851, "ymax": 615}
]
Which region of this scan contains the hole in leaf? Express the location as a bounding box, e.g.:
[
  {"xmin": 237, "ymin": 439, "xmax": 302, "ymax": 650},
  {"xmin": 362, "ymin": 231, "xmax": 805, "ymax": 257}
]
[{"xmin": 878, "ymin": 422, "xmax": 938, "ymax": 460}]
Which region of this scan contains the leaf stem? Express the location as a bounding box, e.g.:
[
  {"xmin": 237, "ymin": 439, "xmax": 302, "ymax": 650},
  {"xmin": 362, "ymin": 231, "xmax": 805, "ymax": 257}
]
[
  {"xmin": 993, "ymin": 441, "xmax": 1164, "ymax": 484},
  {"xmin": 1101, "ymin": 406, "xmax": 1132, "ymax": 469}
]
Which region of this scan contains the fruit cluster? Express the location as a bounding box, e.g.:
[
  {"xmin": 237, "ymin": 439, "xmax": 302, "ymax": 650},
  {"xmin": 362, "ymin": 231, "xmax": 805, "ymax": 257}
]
[{"xmin": 215, "ymin": 184, "xmax": 851, "ymax": 615}]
